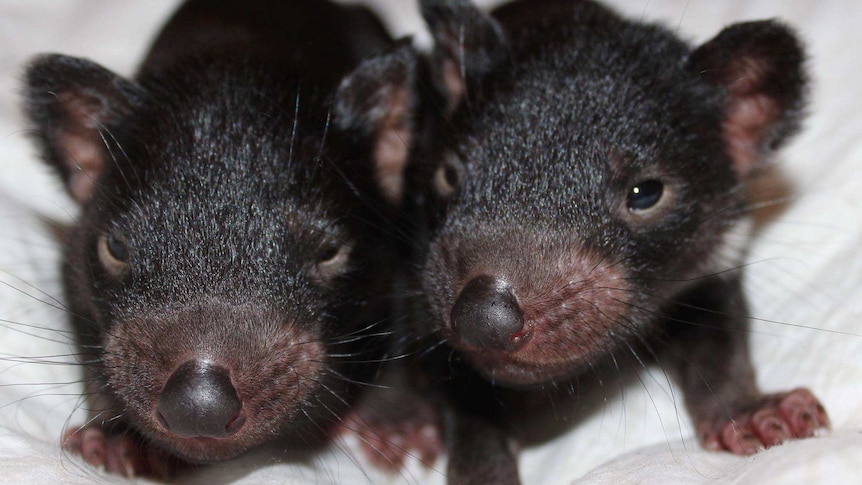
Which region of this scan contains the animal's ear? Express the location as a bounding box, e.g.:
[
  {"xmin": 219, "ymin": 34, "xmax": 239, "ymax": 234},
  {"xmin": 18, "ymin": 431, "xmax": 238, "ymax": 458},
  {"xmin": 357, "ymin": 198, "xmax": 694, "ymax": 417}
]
[
  {"xmin": 689, "ymin": 21, "xmax": 807, "ymax": 176},
  {"xmin": 24, "ymin": 54, "xmax": 143, "ymax": 204},
  {"xmin": 334, "ymin": 44, "xmax": 418, "ymax": 206},
  {"xmin": 420, "ymin": 0, "xmax": 508, "ymax": 112}
]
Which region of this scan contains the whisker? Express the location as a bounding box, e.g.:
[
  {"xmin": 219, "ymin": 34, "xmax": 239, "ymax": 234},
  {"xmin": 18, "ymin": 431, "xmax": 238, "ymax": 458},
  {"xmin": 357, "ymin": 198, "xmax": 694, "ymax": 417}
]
[{"xmin": 288, "ymin": 82, "xmax": 302, "ymax": 173}]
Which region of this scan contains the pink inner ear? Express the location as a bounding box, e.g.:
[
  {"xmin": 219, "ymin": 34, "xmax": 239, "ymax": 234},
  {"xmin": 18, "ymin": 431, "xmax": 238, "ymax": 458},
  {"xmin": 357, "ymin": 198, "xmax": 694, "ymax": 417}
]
[
  {"xmin": 56, "ymin": 91, "xmax": 107, "ymax": 203},
  {"xmin": 720, "ymin": 56, "xmax": 782, "ymax": 176},
  {"xmin": 723, "ymin": 93, "xmax": 780, "ymax": 176},
  {"xmin": 441, "ymin": 59, "xmax": 466, "ymax": 114},
  {"xmin": 373, "ymin": 86, "xmax": 411, "ymax": 205},
  {"xmin": 57, "ymin": 130, "xmax": 103, "ymax": 203}
]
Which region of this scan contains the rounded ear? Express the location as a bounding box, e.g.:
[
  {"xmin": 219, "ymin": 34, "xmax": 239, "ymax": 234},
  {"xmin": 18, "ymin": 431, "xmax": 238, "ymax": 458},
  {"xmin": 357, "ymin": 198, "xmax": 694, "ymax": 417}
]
[
  {"xmin": 333, "ymin": 44, "xmax": 419, "ymax": 206},
  {"xmin": 419, "ymin": 0, "xmax": 508, "ymax": 112},
  {"xmin": 688, "ymin": 20, "xmax": 807, "ymax": 176},
  {"xmin": 24, "ymin": 54, "xmax": 143, "ymax": 204}
]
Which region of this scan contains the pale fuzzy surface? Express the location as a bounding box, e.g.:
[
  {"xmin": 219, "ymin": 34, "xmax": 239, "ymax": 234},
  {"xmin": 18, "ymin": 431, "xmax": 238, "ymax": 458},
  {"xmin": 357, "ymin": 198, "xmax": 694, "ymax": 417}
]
[{"xmin": 0, "ymin": 0, "xmax": 859, "ymax": 484}]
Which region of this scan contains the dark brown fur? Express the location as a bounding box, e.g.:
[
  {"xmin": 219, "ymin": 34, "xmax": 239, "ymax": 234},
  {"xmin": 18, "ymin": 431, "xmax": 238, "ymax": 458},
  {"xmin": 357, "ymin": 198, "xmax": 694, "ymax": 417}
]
[
  {"xmin": 24, "ymin": 0, "xmax": 420, "ymax": 477},
  {"xmin": 412, "ymin": 1, "xmax": 827, "ymax": 483}
]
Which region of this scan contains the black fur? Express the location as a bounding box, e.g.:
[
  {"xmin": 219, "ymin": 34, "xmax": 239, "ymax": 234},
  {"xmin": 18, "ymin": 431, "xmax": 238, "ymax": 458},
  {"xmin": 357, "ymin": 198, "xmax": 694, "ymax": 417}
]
[
  {"xmin": 414, "ymin": 1, "xmax": 822, "ymax": 484},
  {"xmin": 24, "ymin": 0, "xmax": 419, "ymax": 477}
]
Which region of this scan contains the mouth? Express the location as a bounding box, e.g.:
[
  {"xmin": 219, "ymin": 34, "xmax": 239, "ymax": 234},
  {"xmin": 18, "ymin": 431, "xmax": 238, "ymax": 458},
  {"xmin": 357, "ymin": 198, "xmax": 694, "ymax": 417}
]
[
  {"xmin": 163, "ymin": 435, "xmax": 257, "ymax": 464},
  {"xmin": 453, "ymin": 339, "xmax": 583, "ymax": 388}
]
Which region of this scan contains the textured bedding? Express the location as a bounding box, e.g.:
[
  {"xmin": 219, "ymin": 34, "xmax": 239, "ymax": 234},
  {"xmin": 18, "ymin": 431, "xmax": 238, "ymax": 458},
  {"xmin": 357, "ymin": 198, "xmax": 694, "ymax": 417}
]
[{"xmin": 0, "ymin": 0, "xmax": 860, "ymax": 484}]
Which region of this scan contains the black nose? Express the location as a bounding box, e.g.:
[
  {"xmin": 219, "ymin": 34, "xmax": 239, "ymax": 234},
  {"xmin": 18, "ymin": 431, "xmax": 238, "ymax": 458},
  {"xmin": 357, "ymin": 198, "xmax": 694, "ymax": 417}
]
[
  {"xmin": 450, "ymin": 275, "xmax": 526, "ymax": 351},
  {"xmin": 157, "ymin": 360, "xmax": 245, "ymax": 438}
]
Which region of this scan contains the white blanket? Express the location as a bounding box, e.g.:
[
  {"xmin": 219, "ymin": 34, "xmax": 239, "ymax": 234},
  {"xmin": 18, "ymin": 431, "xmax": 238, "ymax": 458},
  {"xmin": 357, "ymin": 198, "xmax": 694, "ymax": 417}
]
[{"xmin": 1, "ymin": 1, "xmax": 859, "ymax": 484}]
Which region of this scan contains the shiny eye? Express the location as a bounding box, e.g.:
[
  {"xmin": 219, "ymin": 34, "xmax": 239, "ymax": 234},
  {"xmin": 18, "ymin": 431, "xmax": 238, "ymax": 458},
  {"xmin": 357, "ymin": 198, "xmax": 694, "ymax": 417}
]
[
  {"xmin": 313, "ymin": 243, "xmax": 352, "ymax": 284},
  {"xmin": 627, "ymin": 180, "xmax": 664, "ymax": 211},
  {"xmin": 318, "ymin": 245, "xmax": 340, "ymax": 263},
  {"xmin": 97, "ymin": 233, "xmax": 130, "ymax": 277},
  {"xmin": 433, "ymin": 153, "xmax": 464, "ymax": 198},
  {"xmin": 106, "ymin": 235, "xmax": 128, "ymax": 261}
]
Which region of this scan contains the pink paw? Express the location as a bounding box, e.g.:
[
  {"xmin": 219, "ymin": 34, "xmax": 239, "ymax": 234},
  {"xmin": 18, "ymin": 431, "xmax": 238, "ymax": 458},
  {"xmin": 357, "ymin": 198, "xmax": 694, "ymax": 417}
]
[
  {"xmin": 345, "ymin": 398, "xmax": 444, "ymax": 472},
  {"xmin": 63, "ymin": 425, "xmax": 183, "ymax": 479},
  {"xmin": 699, "ymin": 388, "xmax": 829, "ymax": 455}
]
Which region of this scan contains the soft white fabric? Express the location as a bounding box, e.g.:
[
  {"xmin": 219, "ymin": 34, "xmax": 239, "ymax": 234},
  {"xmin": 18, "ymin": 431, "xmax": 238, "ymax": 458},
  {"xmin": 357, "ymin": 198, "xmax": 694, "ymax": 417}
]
[{"xmin": 0, "ymin": 1, "xmax": 859, "ymax": 484}]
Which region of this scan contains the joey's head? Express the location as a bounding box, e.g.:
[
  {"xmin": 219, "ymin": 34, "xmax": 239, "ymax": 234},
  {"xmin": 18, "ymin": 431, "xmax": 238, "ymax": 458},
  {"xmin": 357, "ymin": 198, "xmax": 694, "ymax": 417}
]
[
  {"xmin": 23, "ymin": 45, "xmax": 419, "ymax": 461},
  {"xmin": 418, "ymin": 0, "xmax": 807, "ymax": 387}
]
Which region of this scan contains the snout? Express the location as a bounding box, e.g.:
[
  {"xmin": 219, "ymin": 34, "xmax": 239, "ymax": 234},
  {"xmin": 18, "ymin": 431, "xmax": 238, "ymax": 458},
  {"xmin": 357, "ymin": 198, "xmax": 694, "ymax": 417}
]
[
  {"xmin": 432, "ymin": 246, "xmax": 630, "ymax": 387},
  {"xmin": 102, "ymin": 301, "xmax": 330, "ymax": 463}
]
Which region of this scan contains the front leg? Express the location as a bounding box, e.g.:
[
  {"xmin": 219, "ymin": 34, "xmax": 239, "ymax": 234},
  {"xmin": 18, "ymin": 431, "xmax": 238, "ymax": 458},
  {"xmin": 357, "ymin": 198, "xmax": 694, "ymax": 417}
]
[
  {"xmin": 63, "ymin": 423, "xmax": 184, "ymax": 479},
  {"xmin": 344, "ymin": 362, "xmax": 515, "ymax": 484},
  {"xmin": 447, "ymin": 413, "xmax": 519, "ymax": 485},
  {"xmin": 443, "ymin": 368, "xmax": 520, "ymax": 485},
  {"xmin": 345, "ymin": 384, "xmax": 444, "ymax": 473},
  {"xmin": 343, "ymin": 359, "xmax": 446, "ymax": 473},
  {"xmin": 664, "ymin": 276, "xmax": 828, "ymax": 455}
]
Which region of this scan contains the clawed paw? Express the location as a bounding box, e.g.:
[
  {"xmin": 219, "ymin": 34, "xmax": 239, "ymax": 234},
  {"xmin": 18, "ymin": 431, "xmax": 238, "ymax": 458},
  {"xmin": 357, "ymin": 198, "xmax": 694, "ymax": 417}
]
[
  {"xmin": 345, "ymin": 393, "xmax": 444, "ymax": 473},
  {"xmin": 699, "ymin": 388, "xmax": 829, "ymax": 455},
  {"xmin": 63, "ymin": 425, "xmax": 183, "ymax": 479}
]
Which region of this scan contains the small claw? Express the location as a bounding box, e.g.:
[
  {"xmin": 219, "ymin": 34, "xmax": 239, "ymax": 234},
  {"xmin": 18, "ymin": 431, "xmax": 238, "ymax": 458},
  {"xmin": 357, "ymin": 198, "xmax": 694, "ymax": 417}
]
[
  {"xmin": 61, "ymin": 424, "xmax": 184, "ymax": 479},
  {"xmin": 697, "ymin": 387, "xmax": 829, "ymax": 455},
  {"xmin": 751, "ymin": 407, "xmax": 791, "ymax": 447}
]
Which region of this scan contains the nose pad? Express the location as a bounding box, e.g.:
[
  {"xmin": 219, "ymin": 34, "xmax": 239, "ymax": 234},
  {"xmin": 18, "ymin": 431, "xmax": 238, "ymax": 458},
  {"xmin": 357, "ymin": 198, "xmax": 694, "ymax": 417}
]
[
  {"xmin": 157, "ymin": 360, "xmax": 246, "ymax": 438},
  {"xmin": 450, "ymin": 275, "xmax": 527, "ymax": 351}
]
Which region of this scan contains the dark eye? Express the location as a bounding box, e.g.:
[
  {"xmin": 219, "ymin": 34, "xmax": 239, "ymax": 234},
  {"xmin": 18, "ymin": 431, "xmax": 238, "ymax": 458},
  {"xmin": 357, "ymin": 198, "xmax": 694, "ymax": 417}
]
[
  {"xmin": 443, "ymin": 165, "xmax": 459, "ymax": 187},
  {"xmin": 317, "ymin": 245, "xmax": 341, "ymax": 264},
  {"xmin": 627, "ymin": 180, "xmax": 664, "ymax": 211},
  {"xmin": 433, "ymin": 153, "xmax": 464, "ymax": 198},
  {"xmin": 106, "ymin": 235, "xmax": 128, "ymax": 261},
  {"xmin": 313, "ymin": 242, "xmax": 352, "ymax": 284},
  {"xmin": 97, "ymin": 233, "xmax": 130, "ymax": 277}
]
